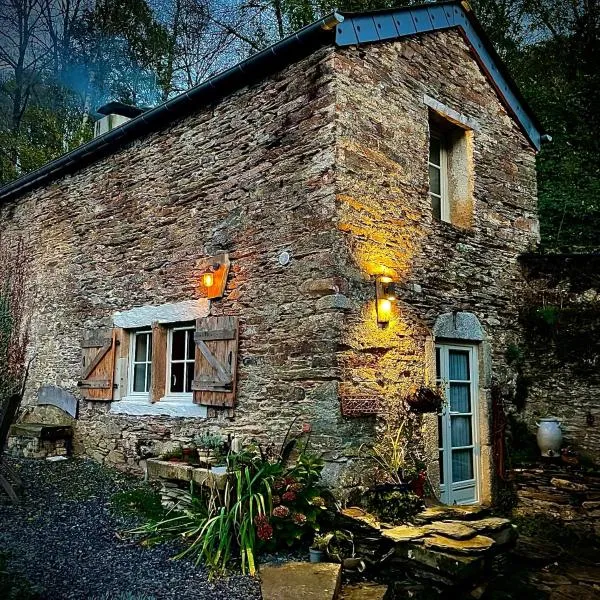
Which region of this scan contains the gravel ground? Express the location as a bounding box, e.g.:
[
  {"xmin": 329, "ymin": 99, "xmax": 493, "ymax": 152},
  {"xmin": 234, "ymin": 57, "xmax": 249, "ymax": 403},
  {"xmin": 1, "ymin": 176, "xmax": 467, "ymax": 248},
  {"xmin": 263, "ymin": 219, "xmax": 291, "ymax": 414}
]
[{"xmin": 0, "ymin": 457, "xmax": 262, "ymax": 600}]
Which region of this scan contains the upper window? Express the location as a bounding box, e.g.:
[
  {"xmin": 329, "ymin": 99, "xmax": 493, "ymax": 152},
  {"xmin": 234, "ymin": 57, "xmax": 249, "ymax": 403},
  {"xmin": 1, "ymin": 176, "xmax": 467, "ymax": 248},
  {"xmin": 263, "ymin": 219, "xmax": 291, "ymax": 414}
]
[
  {"xmin": 167, "ymin": 325, "xmax": 195, "ymax": 395},
  {"xmin": 428, "ymin": 111, "xmax": 474, "ymax": 228},
  {"xmin": 429, "ymin": 133, "xmax": 449, "ymax": 222},
  {"xmin": 130, "ymin": 330, "xmax": 152, "ymax": 395}
]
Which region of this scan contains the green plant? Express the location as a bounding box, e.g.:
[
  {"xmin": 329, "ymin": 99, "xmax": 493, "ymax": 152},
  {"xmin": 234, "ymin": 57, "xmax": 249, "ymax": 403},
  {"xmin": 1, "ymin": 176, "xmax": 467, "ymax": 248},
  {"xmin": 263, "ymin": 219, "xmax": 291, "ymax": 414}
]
[
  {"xmin": 161, "ymin": 446, "xmax": 183, "ymax": 461},
  {"xmin": 131, "ymin": 435, "xmax": 327, "ymax": 577},
  {"xmin": 194, "ymin": 433, "xmax": 223, "ymax": 450},
  {"xmin": 325, "ymin": 529, "xmax": 354, "ymax": 562},
  {"xmin": 111, "ymin": 487, "xmax": 166, "ymax": 522},
  {"xmin": 310, "ymin": 532, "xmax": 332, "ymax": 551},
  {"xmin": 363, "ymin": 489, "xmax": 423, "ymax": 524}
]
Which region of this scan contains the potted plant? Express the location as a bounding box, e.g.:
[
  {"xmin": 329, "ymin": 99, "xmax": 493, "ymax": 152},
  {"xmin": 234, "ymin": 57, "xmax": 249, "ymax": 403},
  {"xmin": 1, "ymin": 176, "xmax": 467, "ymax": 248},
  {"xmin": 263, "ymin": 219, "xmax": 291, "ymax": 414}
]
[
  {"xmin": 405, "ymin": 384, "xmax": 444, "ymax": 414},
  {"xmin": 309, "ymin": 533, "xmax": 331, "ymax": 563}
]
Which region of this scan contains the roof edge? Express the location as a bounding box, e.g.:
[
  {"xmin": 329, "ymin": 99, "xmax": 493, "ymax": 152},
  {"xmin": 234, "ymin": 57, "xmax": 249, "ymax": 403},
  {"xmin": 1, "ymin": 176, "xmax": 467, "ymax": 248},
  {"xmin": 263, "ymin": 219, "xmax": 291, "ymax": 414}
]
[{"xmin": 0, "ymin": 12, "xmax": 342, "ymax": 204}]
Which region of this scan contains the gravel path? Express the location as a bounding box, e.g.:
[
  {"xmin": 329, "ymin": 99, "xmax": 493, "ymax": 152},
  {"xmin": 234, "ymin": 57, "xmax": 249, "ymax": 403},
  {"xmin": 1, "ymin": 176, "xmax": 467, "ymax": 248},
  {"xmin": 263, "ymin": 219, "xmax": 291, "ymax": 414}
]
[{"xmin": 0, "ymin": 457, "xmax": 262, "ymax": 600}]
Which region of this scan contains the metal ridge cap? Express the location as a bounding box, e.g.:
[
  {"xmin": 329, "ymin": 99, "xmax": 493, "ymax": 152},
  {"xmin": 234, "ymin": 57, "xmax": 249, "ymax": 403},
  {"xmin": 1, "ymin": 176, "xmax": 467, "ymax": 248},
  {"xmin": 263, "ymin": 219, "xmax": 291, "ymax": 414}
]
[{"xmin": 0, "ymin": 12, "xmax": 342, "ymax": 203}]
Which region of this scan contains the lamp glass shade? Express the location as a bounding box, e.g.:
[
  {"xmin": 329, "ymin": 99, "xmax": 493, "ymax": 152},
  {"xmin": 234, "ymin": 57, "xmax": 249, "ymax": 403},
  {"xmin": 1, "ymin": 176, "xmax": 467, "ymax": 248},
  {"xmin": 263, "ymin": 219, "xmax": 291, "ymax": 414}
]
[
  {"xmin": 202, "ymin": 272, "xmax": 214, "ymax": 288},
  {"xmin": 378, "ymin": 298, "xmax": 392, "ymax": 322}
]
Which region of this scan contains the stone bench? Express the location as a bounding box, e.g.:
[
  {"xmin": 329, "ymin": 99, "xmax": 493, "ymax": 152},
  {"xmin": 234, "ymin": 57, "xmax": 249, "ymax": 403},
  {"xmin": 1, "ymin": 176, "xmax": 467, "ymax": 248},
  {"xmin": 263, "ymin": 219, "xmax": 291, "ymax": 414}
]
[
  {"xmin": 8, "ymin": 423, "xmax": 73, "ymax": 459},
  {"xmin": 7, "ymin": 385, "xmax": 77, "ymax": 460}
]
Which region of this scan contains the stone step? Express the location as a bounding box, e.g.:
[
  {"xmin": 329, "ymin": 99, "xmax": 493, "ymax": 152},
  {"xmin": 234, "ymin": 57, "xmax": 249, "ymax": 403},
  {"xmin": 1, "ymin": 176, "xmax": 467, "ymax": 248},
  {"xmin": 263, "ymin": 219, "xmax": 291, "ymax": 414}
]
[
  {"xmin": 260, "ymin": 562, "xmax": 341, "ymax": 600},
  {"xmin": 339, "ymin": 582, "xmax": 387, "ymax": 600}
]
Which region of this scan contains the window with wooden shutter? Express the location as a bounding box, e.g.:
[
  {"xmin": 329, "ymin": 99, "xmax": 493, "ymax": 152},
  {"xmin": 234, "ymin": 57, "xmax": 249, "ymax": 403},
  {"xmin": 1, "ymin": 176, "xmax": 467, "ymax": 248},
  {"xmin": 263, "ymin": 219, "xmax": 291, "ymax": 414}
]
[
  {"xmin": 78, "ymin": 328, "xmax": 118, "ymax": 401},
  {"xmin": 192, "ymin": 316, "xmax": 239, "ymax": 408}
]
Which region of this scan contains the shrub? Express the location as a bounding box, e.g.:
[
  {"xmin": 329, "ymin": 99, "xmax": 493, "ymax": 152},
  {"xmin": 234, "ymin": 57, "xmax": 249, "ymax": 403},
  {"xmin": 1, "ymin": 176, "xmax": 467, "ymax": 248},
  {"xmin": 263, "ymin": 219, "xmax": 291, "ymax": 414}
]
[
  {"xmin": 363, "ymin": 488, "xmax": 424, "ymax": 524},
  {"xmin": 111, "ymin": 487, "xmax": 166, "ymax": 522},
  {"xmin": 131, "ymin": 441, "xmax": 327, "ymax": 577}
]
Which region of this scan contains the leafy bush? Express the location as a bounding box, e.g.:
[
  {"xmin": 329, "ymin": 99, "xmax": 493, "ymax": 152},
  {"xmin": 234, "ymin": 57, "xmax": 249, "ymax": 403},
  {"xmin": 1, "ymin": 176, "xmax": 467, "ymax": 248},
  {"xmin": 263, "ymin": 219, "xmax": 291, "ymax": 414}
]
[
  {"xmin": 131, "ymin": 438, "xmax": 327, "ymax": 577},
  {"xmin": 363, "ymin": 488, "xmax": 424, "ymax": 524}
]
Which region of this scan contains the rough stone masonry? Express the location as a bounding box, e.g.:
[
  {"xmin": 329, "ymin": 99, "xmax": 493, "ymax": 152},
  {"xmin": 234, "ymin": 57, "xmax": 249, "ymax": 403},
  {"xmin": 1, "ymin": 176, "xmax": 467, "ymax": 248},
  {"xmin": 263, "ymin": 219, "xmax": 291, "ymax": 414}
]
[{"xmin": 0, "ymin": 29, "xmax": 538, "ymax": 498}]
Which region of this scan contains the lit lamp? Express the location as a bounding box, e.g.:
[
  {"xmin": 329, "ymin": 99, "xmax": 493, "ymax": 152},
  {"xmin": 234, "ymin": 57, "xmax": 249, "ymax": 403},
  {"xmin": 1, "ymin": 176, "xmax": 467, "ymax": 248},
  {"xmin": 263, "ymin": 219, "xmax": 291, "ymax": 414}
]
[
  {"xmin": 198, "ymin": 253, "xmax": 231, "ymax": 299},
  {"xmin": 375, "ymin": 275, "xmax": 396, "ymax": 325}
]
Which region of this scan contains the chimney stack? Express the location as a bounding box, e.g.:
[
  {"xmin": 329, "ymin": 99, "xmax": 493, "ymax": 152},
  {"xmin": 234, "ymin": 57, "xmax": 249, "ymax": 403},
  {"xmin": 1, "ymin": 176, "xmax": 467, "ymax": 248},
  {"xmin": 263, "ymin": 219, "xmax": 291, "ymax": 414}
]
[{"xmin": 94, "ymin": 102, "xmax": 145, "ymax": 138}]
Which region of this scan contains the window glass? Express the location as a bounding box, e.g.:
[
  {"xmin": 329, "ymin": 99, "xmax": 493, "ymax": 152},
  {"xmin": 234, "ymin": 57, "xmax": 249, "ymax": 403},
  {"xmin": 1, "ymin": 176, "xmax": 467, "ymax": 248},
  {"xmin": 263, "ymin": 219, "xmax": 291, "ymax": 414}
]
[
  {"xmin": 449, "ymin": 350, "xmax": 469, "ymax": 380},
  {"xmin": 131, "ymin": 331, "xmax": 152, "ymax": 394},
  {"xmin": 169, "ymin": 326, "xmax": 195, "ymax": 395}
]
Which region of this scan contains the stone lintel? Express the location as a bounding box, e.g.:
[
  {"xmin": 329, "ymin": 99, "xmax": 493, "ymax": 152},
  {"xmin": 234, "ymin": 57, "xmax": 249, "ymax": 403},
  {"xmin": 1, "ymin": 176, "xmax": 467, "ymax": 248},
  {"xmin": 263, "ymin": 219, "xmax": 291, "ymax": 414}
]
[{"xmin": 113, "ymin": 299, "xmax": 209, "ymax": 329}]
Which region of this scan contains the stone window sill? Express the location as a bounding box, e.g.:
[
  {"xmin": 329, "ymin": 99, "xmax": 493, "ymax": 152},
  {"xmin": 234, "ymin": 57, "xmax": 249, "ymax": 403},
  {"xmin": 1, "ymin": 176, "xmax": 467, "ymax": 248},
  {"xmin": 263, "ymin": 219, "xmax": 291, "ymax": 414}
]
[{"xmin": 109, "ymin": 398, "xmax": 207, "ymax": 418}]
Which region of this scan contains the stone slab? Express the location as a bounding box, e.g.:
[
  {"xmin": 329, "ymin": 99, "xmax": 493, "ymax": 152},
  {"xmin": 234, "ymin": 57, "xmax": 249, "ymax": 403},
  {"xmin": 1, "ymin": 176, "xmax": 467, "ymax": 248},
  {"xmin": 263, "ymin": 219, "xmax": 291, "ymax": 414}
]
[
  {"xmin": 260, "ymin": 562, "xmax": 341, "ymax": 600},
  {"xmin": 37, "ymin": 385, "xmax": 78, "ymax": 418},
  {"xmin": 113, "ymin": 299, "xmax": 209, "ymax": 329},
  {"xmin": 381, "ymin": 525, "xmax": 428, "ymax": 543},
  {"xmin": 424, "ymin": 521, "xmax": 477, "ymax": 540},
  {"xmin": 341, "ymin": 507, "xmax": 381, "ymax": 530},
  {"xmin": 340, "ymin": 583, "xmax": 387, "ymax": 600},
  {"xmin": 397, "ymin": 545, "xmax": 484, "ymax": 581},
  {"xmin": 10, "ymin": 423, "xmax": 72, "ymax": 441},
  {"xmin": 423, "ymin": 534, "xmax": 495, "ymax": 555},
  {"xmin": 413, "ymin": 504, "xmax": 488, "ymax": 524}
]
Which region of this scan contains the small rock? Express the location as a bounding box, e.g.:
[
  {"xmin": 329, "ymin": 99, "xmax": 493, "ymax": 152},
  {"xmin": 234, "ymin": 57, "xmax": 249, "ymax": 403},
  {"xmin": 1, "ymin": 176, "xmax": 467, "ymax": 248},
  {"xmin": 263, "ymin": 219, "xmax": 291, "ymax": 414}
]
[
  {"xmin": 382, "ymin": 525, "xmax": 428, "ymax": 542},
  {"xmin": 550, "ymin": 478, "xmax": 588, "ymax": 492},
  {"xmin": 424, "ymin": 521, "xmax": 477, "ymax": 540},
  {"xmin": 423, "ymin": 534, "xmax": 495, "ymax": 555}
]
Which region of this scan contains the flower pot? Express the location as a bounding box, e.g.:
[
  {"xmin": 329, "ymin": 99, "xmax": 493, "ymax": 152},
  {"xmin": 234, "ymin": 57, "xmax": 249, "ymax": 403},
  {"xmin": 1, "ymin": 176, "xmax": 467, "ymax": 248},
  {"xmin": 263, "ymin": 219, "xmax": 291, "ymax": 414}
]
[
  {"xmin": 406, "ymin": 386, "xmax": 444, "ymax": 414},
  {"xmin": 309, "ymin": 549, "xmax": 323, "ymax": 563},
  {"xmin": 537, "ymin": 418, "xmax": 562, "ymax": 457}
]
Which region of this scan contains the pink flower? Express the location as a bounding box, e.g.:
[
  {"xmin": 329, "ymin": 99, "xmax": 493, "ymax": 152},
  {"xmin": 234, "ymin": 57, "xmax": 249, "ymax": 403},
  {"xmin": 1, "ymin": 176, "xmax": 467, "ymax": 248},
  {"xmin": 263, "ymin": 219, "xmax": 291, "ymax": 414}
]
[
  {"xmin": 274, "ymin": 477, "xmax": 286, "ymax": 491},
  {"xmin": 282, "ymin": 490, "xmax": 297, "ymax": 503},
  {"xmin": 289, "ymin": 482, "xmax": 303, "ymax": 493},
  {"xmin": 311, "ymin": 496, "xmax": 325, "ymax": 507},
  {"xmin": 254, "ymin": 514, "xmax": 273, "ymax": 541},
  {"xmin": 273, "ymin": 505, "xmax": 290, "ymax": 518},
  {"xmin": 272, "ymin": 495, "xmax": 281, "ymax": 506},
  {"xmin": 284, "ymin": 476, "xmax": 297, "ymax": 486},
  {"xmin": 292, "ymin": 513, "xmax": 307, "ymax": 526}
]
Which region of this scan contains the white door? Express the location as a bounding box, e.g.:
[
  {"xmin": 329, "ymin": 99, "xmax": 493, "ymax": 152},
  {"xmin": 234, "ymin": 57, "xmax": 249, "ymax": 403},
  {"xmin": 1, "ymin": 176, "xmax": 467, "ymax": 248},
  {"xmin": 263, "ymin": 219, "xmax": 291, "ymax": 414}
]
[{"xmin": 436, "ymin": 344, "xmax": 480, "ymax": 505}]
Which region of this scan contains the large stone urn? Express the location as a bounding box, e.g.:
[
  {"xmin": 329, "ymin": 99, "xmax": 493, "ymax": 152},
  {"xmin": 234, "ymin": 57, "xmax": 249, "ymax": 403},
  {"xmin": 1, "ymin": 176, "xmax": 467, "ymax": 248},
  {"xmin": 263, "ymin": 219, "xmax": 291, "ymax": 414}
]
[{"xmin": 536, "ymin": 418, "xmax": 563, "ymax": 457}]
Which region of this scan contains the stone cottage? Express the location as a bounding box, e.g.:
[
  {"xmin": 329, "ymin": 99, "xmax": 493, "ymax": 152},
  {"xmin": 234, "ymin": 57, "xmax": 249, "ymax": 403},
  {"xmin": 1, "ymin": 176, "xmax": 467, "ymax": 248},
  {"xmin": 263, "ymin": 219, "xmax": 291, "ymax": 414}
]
[{"xmin": 0, "ymin": 2, "xmax": 544, "ymax": 505}]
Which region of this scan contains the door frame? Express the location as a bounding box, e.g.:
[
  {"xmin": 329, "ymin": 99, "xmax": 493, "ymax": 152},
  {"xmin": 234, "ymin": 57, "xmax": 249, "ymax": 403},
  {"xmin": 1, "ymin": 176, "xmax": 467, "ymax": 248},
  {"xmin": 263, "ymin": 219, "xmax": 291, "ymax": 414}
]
[{"xmin": 436, "ymin": 342, "xmax": 481, "ymax": 505}]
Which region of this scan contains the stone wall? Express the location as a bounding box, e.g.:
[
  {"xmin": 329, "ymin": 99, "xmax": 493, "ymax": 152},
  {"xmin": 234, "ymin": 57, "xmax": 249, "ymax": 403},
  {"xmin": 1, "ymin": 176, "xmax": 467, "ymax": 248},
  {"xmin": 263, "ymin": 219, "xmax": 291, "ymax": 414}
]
[
  {"xmin": 0, "ymin": 47, "xmax": 361, "ymax": 482},
  {"xmin": 516, "ymin": 254, "xmax": 600, "ymax": 462},
  {"xmin": 0, "ymin": 30, "xmax": 540, "ymax": 496},
  {"xmin": 333, "ymin": 31, "xmax": 539, "ymax": 500}
]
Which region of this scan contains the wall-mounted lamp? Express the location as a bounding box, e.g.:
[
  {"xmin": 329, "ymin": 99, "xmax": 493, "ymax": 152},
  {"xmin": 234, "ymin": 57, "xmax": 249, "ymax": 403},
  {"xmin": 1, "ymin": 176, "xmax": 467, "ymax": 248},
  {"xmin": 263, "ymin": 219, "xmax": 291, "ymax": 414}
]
[
  {"xmin": 199, "ymin": 253, "xmax": 230, "ymax": 299},
  {"xmin": 375, "ymin": 275, "xmax": 397, "ymax": 325}
]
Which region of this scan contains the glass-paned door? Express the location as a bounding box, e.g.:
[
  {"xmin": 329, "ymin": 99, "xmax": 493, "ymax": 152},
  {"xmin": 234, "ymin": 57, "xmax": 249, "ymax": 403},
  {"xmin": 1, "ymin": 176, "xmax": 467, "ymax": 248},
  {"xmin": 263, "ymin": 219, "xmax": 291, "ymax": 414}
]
[{"xmin": 436, "ymin": 344, "xmax": 479, "ymax": 505}]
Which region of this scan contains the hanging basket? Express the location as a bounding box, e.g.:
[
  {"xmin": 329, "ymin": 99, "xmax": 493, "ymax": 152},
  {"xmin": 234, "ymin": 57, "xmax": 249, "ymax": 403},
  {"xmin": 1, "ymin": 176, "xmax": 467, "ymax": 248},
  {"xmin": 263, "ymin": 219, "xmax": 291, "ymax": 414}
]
[{"xmin": 405, "ymin": 385, "xmax": 444, "ymax": 414}]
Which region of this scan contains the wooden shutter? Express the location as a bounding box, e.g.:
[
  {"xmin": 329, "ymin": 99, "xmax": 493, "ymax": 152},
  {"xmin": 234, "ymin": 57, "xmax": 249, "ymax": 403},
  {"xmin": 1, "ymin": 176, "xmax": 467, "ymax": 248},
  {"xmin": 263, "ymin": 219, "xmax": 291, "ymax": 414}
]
[
  {"xmin": 192, "ymin": 316, "xmax": 239, "ymax": 407},
  {"xmin": 114, "ymin": 327, "xmax": 130, "ymax": 400},
  {"xmin": 78, "ymin": 328, "xmax": 118, "ymax": 401},
  {"xmin": 150, "ymin": 322, "xmax": 168, "ymax": 403}
]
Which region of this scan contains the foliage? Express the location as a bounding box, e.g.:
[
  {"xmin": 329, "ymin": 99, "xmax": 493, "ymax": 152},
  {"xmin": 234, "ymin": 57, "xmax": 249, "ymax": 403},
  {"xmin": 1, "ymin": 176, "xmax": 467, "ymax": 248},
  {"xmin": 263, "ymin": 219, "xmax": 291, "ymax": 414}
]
[
  {"xmin": 506, "ymin": 415, "xmax": 538, "ymax": 467},
  {"xmin": 363, "ymin": 487, "xmax": 423, "ymax": 524},
  {"xmin": 161, "ymin": 446, "xmax": 184, "ymax": 460},
  {"xmin": 111, "ymin": 487, "xmax": 167, "ymax": 523},
  {"xmin": 131, "ymin": 430, "xmax": 327, "ymax": 577},
  {"xmin": 310, "ymin": 532, "xmax": 331, "ymax": 551},
  {"xmin": 193, "ymin": 432, "xmax": 223, "ymax": 450},
  {"xmin": 0, "ymin": 552, "xmax": 42, "ymax": 600},
  {"xmin": 324, "ymin": 529, "xmax": 354, "ymax": 562}
]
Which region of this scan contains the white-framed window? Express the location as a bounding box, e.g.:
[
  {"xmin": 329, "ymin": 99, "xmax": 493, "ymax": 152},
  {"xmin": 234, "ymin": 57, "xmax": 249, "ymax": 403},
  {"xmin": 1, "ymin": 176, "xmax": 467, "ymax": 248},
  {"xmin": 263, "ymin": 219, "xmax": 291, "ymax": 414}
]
[
  {"xmin": 166, "ymin": 325, "xmax": 196, "ymax": 398},
  {"xmin": 429, "ymin": 132, "xmax": 450, "ymax": 222},
  {"xmin": 129, "ymin": 330, "xmax": 152, "ymax": 396}
]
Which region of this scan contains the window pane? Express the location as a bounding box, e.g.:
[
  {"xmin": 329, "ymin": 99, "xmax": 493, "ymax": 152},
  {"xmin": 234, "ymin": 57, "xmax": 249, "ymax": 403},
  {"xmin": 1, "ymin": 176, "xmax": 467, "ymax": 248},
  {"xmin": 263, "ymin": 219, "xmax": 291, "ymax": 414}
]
[
  {"xmin": 146, "ymin": 363, "xmax": 152, "ymax": 392},
  {"xmin": 435, "ymin": 347, "xmax": 441, "ymax": 379},
  {"xmin": 431, "ymin": 194, "xmax": 441, "ymax": 220},
  {"xmin": 171, "ymin": 330, "xmax": 186, "ymax": 361},
  {"xmin": 439, "ymin": 450, "xmax": 444, "ymax": 484},
  {"xmin": 449, "ymin": 350, "xmax": 469, "ymax": 380},
  {"xmin": 450, "ymin": 382, "xmax": 471, "ymax": 413},
  {"xmin": 452, "ymin": 449, "xmax": 474, "ymax": 482},
  {"xmin": 133, "ymin": 364, "xmax": 147, "ymax": 392},
  {"xmin": 135, "ymin": 333, "xmax": 148, "ymax": 362},
  {"xmin": 451, "ymin": 415, "xmax": 472, "ymax": 446},
  {"xmin": 186, "ymin": 330, "xmax": 195, "ymax": 360},
  {"xmin": 185, "ymin": 362, "xmax": 194, "ymax": 393},
  {"xmin": 429, "ymin": 136, "xmax": 441, "ymax": 165},
  {"xmin": 170, "ymin": 362, "xmax": 184, "ymax": 393},
  {"xmin": 438, "ymin": 414, "xmax": 444, "ymax": 448},
  {"xmin": 429, "ymin": 164, "xmax": 441, "ymax": 195},
  {"xmin": 147, "ymin": 334, "xmax": 152, "ymax": 360}
]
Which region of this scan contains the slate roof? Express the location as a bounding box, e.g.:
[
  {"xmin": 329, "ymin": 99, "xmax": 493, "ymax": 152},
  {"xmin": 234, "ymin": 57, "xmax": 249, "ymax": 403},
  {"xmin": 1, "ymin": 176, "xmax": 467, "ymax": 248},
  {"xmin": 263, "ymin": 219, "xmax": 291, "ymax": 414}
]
[{"xmin": 0, "ymin": 1, "xmax": 544, "ymax": 203}]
